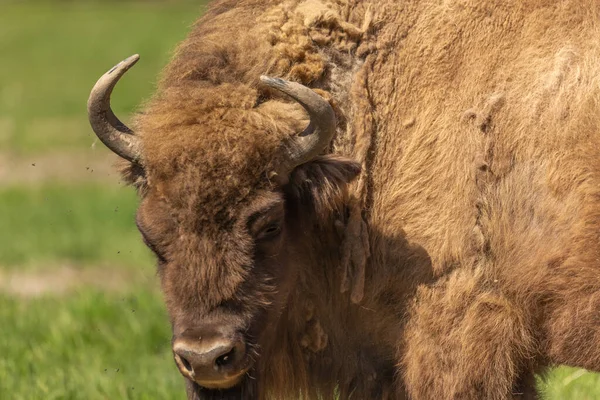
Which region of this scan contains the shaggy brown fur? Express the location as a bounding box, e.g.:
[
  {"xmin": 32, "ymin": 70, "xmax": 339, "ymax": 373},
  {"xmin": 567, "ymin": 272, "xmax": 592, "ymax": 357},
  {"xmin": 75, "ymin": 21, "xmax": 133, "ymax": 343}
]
[{"xmin": 112, "ymin": 0, "xmax": 600, "ymax": 399}]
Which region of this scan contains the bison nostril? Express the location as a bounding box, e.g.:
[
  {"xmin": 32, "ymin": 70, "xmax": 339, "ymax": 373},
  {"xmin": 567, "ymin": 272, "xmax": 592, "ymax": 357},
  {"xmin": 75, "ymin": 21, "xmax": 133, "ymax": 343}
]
[
  {"xmin": 179, "ymin": 355, "xmax": 193, "ymax": 373},
  {"xmin": 215, "ymin": 347, "xmax": 235, "ymax": 368},
  {"xmin": 172, "ymin": 333, "xmax": 248, "ymax": 385}
]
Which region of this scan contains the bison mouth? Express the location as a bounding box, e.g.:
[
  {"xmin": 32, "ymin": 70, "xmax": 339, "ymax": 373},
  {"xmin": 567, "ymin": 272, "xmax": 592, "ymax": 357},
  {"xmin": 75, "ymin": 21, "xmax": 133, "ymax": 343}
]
[
  {"xmin": 188, "ymin": 374, "xmax": 257, "ymax": 400},
  {"xmin": 195, "ymin": 368, "xmax": 249, "ymax": 389}
]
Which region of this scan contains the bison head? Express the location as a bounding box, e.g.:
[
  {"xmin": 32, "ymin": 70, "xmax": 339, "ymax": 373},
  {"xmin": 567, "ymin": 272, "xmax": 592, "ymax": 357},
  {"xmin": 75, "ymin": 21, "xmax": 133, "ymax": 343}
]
[{"xmin": 88, "ymin": 55, "xmax": 359, "ymax": 395}]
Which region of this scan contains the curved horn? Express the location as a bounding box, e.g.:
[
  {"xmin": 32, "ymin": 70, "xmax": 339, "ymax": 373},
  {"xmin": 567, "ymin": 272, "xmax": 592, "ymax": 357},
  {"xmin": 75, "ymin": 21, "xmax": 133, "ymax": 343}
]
[
  {"xmin": 88, "ymin": 55, "xmax": 141, "ymax": 162},
  {"xmin": 260, "ymin": 76, "xmax": 336, "ymax": 173}
]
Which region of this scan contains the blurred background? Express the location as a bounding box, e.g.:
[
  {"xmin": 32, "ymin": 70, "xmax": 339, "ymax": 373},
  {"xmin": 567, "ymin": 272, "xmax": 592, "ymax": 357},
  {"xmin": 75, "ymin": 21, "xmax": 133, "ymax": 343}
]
[
  {"xmin": 0, "ymin": 1, "xmax": 599, "ymax": 399},
  {"xmin": 1, "ymin": 1, "xmax": 200, "ymax": 398}
]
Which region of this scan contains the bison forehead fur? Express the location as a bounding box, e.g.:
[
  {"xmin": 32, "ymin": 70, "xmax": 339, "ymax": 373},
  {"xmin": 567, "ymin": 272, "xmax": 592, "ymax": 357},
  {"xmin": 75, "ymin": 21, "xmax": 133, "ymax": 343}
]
[
  {"xmin": 135, "ymin": 86, "xmax": 303, "ymax": 226},
  {"xmin": 87, "ymin": 0, "xmax": 600, "ymax": 399}
]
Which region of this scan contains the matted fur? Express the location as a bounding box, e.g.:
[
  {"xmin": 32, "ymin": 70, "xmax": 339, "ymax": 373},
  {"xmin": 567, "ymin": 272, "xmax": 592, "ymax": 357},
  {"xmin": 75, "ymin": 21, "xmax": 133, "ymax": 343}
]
[{"xmin": 113, "ymin": 0, "xmax": 600, "ymax": 399}]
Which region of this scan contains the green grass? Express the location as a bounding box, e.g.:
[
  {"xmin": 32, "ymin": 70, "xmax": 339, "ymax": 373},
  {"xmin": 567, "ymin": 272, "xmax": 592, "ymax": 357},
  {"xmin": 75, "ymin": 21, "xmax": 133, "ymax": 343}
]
[
  {"xmin": 0, "ymin": 183, "xmax": 154, "ymax": 268},
  {"xmin": 0, "ymin": 2, "xmax": 192, "ymax": 399},
  {"xmin": 539, "ymin": 367, "xmax": 600, "ymax": 400},
  {"xmin": 0, "ymin": 288, "xmax": 182, "ymax": 400},
  {"xmin": 0, "ymin": 2, "xmax": 202, "ymax": 153}
]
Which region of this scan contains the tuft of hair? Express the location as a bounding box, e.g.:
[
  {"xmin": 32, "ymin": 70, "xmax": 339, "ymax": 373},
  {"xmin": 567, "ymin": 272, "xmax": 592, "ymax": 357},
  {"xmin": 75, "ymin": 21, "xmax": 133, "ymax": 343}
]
[{"xmin": 285, "ymin": 155, "xmax": 361, "ymax": 224}]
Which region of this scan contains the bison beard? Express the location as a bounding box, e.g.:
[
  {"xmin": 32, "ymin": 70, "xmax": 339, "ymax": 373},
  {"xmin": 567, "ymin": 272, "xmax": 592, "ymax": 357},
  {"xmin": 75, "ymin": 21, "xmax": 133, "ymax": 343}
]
[{"xmin": 88, "ymin": 0, "xmax": 600, "ymax": 399}]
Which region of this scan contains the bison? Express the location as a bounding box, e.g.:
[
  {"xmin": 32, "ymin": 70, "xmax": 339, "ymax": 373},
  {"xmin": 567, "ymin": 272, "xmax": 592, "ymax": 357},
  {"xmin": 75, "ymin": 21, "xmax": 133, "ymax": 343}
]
[{"xmin": 87, "ymin": 0, "xmax": 600, "ymax": 399}]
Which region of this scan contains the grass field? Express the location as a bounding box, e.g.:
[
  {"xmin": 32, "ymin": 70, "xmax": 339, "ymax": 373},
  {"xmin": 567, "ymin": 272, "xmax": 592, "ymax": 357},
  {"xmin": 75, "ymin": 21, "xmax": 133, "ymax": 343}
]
[
  {"xmin": 1, "ymin": 1, "xmax": 600, "ymax": 399},
  {"xmin": 0, "ymin": 2, "xmax": 197, "ymax": 398}
]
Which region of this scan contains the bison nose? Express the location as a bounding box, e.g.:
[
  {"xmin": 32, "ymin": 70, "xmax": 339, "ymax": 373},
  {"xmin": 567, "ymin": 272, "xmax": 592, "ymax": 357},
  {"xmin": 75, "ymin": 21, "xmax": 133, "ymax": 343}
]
[{"xmin": 172, "ymin": 331, "xmax": 248, "ymax": 389}]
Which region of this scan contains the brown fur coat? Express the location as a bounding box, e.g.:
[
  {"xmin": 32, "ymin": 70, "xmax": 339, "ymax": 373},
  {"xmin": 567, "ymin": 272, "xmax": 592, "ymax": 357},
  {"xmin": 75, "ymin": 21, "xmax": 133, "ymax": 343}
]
[{"xmin": 122, "ymin": 0, "xmax": 600, "ymax": 398}]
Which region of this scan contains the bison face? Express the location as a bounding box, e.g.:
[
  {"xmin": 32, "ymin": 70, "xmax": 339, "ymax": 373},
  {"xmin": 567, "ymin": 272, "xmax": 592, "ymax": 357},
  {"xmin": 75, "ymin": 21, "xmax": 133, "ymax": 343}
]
[
  {"xmin": 133, "ymin": 154, "xmax": 359, "ymax": 394},
  {"xmin": 88, "ymin": 56, "xmax": 360, "ymax": 395},
  {"xmin": 135, "ymin": 189, "xmax": 291, "ymax": 391}
]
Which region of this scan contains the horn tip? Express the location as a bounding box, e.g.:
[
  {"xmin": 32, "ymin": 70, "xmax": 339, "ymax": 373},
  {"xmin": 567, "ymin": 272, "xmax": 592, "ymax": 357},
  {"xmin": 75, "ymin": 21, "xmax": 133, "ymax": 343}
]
[
  {"xmin": 122, "ymin": 54, "xmax": 140, "ymax": 68},
  {"xmin": 104, "ymin": 54, "xmax": 140, "ymax": 77}
]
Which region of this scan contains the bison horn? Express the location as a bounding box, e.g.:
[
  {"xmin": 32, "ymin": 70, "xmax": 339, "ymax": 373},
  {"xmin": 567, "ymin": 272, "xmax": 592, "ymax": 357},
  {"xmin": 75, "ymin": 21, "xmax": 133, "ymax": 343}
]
[
  {"xmin": 88, "ymin": 55, "xmax": 141, "ymax": 163},
  {"xmin": 260, "ymin": 76, "xmax": 336, "ymax": 173}
]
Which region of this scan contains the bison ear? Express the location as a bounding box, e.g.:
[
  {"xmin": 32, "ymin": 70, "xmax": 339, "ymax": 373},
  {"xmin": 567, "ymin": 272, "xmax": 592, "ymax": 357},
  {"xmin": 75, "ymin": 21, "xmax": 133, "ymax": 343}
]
[
  {"xmin": 284, "ymin": 155, "xmax": 361, "ymax": 219},
  {"xmin": 117, "ymin": 158, "xmax": 147, "ymax": 193}
]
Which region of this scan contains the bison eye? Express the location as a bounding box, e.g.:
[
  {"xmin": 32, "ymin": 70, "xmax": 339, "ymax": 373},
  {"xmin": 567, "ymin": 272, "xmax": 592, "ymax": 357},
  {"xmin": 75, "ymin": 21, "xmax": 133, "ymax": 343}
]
[{"xmin": 257, "ymin": 223, "xmax": 282, "ymax": 241}]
